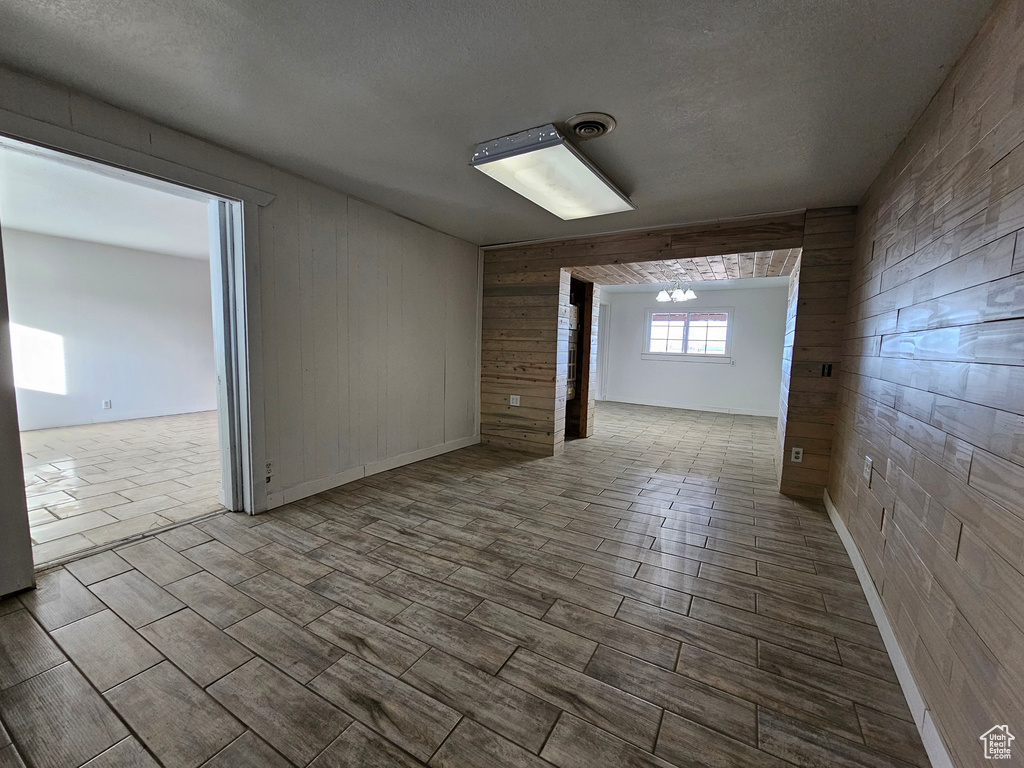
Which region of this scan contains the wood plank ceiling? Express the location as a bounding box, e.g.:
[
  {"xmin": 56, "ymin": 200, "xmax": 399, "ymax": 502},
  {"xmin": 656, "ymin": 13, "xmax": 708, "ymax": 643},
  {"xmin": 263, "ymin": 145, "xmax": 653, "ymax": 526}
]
[{"xmin": 570, "ymin": 249, "xmax": 801, "ymax": 285}]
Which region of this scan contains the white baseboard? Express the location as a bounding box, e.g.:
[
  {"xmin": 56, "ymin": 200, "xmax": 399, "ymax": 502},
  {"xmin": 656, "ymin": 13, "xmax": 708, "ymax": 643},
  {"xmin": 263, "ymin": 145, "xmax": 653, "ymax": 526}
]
[
  {"xmin": 602, "ymin": 395, "xmax": 778, "ymax": 418},
  {"xmin": 823, "ymin": 490, "xmax": 955, "ymax": 768},
  {"xmin": 265, "ymin": 434, "xmax": 480, "ymax": 509}
]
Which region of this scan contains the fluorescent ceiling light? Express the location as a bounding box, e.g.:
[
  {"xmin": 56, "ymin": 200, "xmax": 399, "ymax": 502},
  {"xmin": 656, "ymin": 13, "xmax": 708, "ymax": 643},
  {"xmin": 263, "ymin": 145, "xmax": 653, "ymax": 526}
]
[{"xmin": 471, "ymin": 124, "xmax": 634, "ymax": 220}]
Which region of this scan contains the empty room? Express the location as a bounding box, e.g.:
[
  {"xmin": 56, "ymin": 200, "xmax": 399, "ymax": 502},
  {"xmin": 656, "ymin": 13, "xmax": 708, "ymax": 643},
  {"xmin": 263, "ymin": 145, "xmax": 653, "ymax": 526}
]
[{"xmin": 0, "ymin": 1, "xmax": 1020, "ymax": 767}]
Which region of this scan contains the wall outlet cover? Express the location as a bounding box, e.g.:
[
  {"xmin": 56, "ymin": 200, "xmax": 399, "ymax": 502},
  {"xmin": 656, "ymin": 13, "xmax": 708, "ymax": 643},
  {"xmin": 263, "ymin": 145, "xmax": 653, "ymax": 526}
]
[
  {"xmin": 790, "ymin": 447, "xmax": 803, "ymax": 463},
  {"xmin": 509, "ymin": 395, "xmax": 521, "ymax": 406},
  {"xmin": 101, "ymin": 400, "xmax": 112, "ymax": 410}
]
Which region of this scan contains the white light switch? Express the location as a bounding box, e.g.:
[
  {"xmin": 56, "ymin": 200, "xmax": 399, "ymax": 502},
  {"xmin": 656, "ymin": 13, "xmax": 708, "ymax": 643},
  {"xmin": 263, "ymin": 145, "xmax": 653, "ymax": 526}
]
[
  {"xmin": 102, "ymin": 400, "xmax": 112, "ymax": 410},
  {"xmin": 509, "ymin": 395, "xmax": 521, "ymax": 406},
  {"xmin": 863, "ymin": 456, "xmax": 873, "ymax": 484}
]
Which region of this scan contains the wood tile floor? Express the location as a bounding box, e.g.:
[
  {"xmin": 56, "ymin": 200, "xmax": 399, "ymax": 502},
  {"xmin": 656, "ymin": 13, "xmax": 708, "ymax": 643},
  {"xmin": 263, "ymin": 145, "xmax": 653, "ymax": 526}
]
[
  {"xmin": 21, "ymin": 412, "xmax": 224, "ymax": 566},
  {"xmin": 0, "ymin": 402, "xmax": 929, "ymax": 767}
]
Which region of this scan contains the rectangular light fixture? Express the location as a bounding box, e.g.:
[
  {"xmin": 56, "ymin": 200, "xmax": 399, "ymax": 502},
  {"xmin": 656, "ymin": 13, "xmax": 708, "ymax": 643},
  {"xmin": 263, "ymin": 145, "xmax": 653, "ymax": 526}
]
[{"xmin": 471, "ymin": 124, "xmax": 635, "ymax": 220}]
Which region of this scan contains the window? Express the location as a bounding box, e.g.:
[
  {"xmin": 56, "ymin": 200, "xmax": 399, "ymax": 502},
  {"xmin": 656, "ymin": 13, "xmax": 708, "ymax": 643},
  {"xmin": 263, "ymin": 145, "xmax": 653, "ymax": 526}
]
[{"xmin": 644, "ymin": 309, "xmax": 731, "ymax": 360}]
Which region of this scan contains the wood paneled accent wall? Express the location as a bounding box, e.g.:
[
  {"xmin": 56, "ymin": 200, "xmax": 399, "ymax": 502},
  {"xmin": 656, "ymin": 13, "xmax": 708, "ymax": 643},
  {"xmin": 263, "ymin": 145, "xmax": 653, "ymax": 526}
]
[
  {"xmin": 829, "ymin": 1, "xmax": 1024, "ymax": 764},
  {"xmin": 482, "ymin": 213, "xmax": 804, "ymax": 455},
  {"xmin": 777, "ymin": 208, "xmax": 857, "ymax": 498}
]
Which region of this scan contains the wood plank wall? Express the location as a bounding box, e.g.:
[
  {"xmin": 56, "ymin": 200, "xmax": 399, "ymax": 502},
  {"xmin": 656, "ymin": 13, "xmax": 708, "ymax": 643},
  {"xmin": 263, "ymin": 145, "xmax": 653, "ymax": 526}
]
[
  {"xmin": 482, "ymin": 213, "xmax": 804, "ymax": 455},
  {"xmin": 777, "ymin": 208, "xmax": 857, "ymax": 498},
  {"xmin": 829, "ymin": 1, "xmax": 1024, "ymax": 764}
]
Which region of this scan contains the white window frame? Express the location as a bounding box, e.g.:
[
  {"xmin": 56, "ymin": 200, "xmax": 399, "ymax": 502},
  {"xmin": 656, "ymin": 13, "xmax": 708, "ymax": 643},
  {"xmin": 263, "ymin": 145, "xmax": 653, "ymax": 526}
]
[{"xmin": 641, "ymin": 307, "xmax": 733, "ymax": 363}]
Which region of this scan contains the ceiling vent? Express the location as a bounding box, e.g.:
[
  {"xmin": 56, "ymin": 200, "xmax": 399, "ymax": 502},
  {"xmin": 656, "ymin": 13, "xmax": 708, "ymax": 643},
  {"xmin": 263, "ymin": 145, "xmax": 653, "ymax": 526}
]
[{"xmin": 564, "ymin": 112, "xmax": 616, "ymax": 140}]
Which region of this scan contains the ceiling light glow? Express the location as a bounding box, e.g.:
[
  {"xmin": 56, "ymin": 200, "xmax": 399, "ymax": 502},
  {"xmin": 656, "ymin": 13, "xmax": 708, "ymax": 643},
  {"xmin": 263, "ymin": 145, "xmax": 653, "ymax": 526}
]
[{"xmin": 471, "ymin": 124, "xmax": 634, "ymax": 220}]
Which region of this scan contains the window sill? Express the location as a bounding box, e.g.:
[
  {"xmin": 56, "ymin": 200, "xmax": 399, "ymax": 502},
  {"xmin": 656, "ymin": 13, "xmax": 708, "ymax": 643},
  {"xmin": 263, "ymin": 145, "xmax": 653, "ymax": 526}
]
[{"xmin": 641, "ymin": 353, "xmax": 733, "ymax": 364}]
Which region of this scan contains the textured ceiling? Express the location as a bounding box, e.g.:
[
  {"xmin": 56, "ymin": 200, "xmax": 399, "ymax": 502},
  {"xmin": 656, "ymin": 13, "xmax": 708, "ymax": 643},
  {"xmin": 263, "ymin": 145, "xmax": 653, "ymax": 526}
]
[
  {"xmin": 572, "ymin": 249, "xmax": 801, "ymax": 285},
  {"xmin": 0, "ymin": 0, "xmax": 993, "ymax": 245}
]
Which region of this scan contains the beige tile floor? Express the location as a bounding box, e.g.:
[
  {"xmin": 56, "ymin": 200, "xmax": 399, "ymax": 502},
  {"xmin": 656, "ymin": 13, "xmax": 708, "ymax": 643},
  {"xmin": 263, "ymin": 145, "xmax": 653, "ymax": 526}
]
[
  {"xmin": 0, "ymin": 402, "xmax": 926, "ymax": 767},
  {"xmin": 21, "ymin": 411, "xmax": 224, "ymax": 566}
]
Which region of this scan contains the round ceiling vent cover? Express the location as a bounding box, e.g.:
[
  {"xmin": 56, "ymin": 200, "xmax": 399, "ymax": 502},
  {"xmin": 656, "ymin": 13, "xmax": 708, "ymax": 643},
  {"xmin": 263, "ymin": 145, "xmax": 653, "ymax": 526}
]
[{"xmin": 565, "ymin": 112, "xmax": 617, "ymax": 140}]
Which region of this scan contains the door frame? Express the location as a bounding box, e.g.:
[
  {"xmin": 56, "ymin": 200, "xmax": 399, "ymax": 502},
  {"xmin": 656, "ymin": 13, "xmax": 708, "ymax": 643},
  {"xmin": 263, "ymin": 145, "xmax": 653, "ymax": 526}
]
[{"xmin": 0, "ymin": 118, "xmax": 274, "ymax": 594}]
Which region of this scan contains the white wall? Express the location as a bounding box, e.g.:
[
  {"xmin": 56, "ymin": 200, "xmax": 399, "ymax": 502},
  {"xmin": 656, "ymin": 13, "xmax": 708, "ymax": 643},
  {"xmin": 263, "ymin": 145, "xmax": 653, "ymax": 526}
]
[
  {"xmin": 599, "ymin": 283, "xmax": 787, "ymax": 417},
  {"xmin": 3, "ymin": 229, "xmax": 216, "ymax": 431}
]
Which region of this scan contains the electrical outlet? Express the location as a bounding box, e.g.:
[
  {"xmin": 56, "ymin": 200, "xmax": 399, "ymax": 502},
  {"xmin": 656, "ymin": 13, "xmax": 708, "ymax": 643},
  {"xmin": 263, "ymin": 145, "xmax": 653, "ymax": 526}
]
[
  {"xmin": 101, "ymin": 400, "xmax": 112, "ymax": 410},
  {"xmin": 863, "ymin": 456, "xmax": 873, "ymax": 485},
  {"xmin": 265, "ymin": 461, "xmax": 274, "ymax": 477},
  {"xmin": 509, "ymin": 395, "xmax": 521, "ymax": 406},
  {"xmin": 790, "ymin": 447, "xmax": 803, "ymax": 463}
]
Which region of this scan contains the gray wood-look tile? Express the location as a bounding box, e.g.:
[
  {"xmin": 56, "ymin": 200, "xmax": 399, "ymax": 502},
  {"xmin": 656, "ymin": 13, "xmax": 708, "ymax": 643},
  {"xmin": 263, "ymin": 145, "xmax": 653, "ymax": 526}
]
[
  {"xmin": 225, "ymin": 608, "xmax": 343, "ymax": 683},
  {"xmin": 165, "ymin": 572, "xmax": 263, "ymax": 629},
  {"xmin": 540, "ymin": 713, "xmax": 677, "ymax": 768},
  {"xmin": 307, "ymin": 542, "xmax": 396, "ymax": 582},
  {"xmin": 377, "ymin": 568, "xmax": 483, "ymax": 619},
  {"xmin": 690, "ymin": 597, "xmax": 842, "ymax": 663},
  {"xmin": 116, "ymin": 539, "xmax": 202, "ymax": 585},
  {"xmin": 310, "ymin": 654, "xmax": 460, "ymax": 762},
  {"xmin": 157, "ymin": 524, "xmax": 213, "ymax": 552},
  {"xmin": 388, "ymin": 603, "xmax": 516, "ymax": 674},
  {"xmin": 615, "ymin": 597, "xmax": 758, "ymax": 666},
  {"xmin": 758, "ymin": 641, "xmax": 913, "ymax": 721},
  {"xmin": 20, "ymin": 569, "xmax": 105, "ymax": 631},
  {"xmin": 236, "ymin": 571, "xmax": 335, "ymax": 625},
  {"xmin": 674, "ymin": 640, "xmax": 863, "ymax": 741},
  {"xmin": 80, "ymin": 737, "xmax": 160, "ymax": 767},
  {"xmin": 195, "ymin": 517, "xmax": 272, "ymax": 554},
  {"xmin": 310, "ymin": 721, "xmax": 426, "ymax": 768},
  {"xmin": 51, "ymin": 609, "xmax": 163, "ymax": 691},
  {"xmin": 307, "ymin": 604, "xmax": 428, "ymax": 676},
  {"xmin": 544, "ymin": 600, "xmax": 679, "ymax": 669},
  {"xmin": 200, "ymin": 731, "xmax": 291, "ymax": 768},
  {"xmin": 5, "ymin": 403, "xmax": 925, "ymax": 768},
  {"xmin": 499, "ymin": 647, "xmax": 661, "ymax": 751},
  {"xmin": 247, "ymin": 542, "xmax": 334, "ymax": 585},
  {"xmin": 464, "ymin": 600, "xmax": 596, "ymax": 671},
  {"xmin": 757, "ymin": 709, "xmax": 910, "ymax": 768},
  {"xmin": 251, "ymin": 518, "xmax": 329, "ymax": 553},
  {"xmin": 138, "ymin": 609, "xmax": 252, "ymax": 686},
  {"xmin": 308, "ymin": 570, "xmax": 411, "ymax": 622},
  {"xmin": 429, "ymin": 719, "xmax": 551, "ymax": 768},
  {"xmin": 0, "ymin": 610, "xmax": 66, "ymax": 689},
  {"xmin": 369, "ymin": 543, "xmax": 461, "ymax": 581},
  {"xmin": 64, "ymin": 551, "xmax": 133, "ymax": 586},
  {"xmin": 585, "ymin": 644, "xmax": 757, "ymax": 746},
  {"xmin": 0, "ymin": 663, "xmax": 128, "ymax": 768},
  {"xmin": 180, "ymin": 541, "xmax": 267, "ymax": 585},
  {"xmin": 307, "ymin": 520, "xmax": 389, "ymax": 555},
  {"xmin": 656, "ymin": 711, "xmax": 793, "ymax": 768},
  {"xmin": 443, "ymin": 566, "xmax": 553, "ymax": 618},
  {"xmin": 208, "ymin": 658, "xmax": 350, "ymax": 766},
  {"xmin": 402, "ymin": 648, "xmax": 559, "ymax": 753},
  {"xmin": 0, "ymin": 744, "xmax": 25, "ymax": 768},
  {"xmin": 88, "ymin": 570, "xmax": 184, "ymax": 628},
  {"xmin": 106, "ymin": 661, "xmax": 244, "ymax": 768}
]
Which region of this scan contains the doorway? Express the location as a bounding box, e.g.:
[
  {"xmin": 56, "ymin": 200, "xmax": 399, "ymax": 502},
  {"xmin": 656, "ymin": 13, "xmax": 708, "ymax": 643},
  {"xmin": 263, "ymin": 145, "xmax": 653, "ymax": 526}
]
[{"xmin": 0, "ymin": 136, "xmax": 249, "ymax": 568}]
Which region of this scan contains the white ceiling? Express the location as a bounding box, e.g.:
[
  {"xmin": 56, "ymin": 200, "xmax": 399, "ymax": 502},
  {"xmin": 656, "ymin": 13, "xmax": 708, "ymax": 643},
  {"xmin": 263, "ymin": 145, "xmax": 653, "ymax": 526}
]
[
  {"xmin": 601, "ymin": 276, "xmax": 790, "ymax": 293},
  {"xmin": 0, "ymin": 140, "xmax": 211, "ymax": 259},
  {"xmin": 0, "ymin": 0, "xmax": 993, "ymax": 246}
]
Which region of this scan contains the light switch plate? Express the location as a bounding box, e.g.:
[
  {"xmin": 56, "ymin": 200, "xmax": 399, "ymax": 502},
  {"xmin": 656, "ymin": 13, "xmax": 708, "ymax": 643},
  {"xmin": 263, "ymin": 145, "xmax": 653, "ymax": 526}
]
[
  {"xmin": 863, "ymin": 456, "xmax": 873, "ymax": 484},
  {"xmin": 509, "ymin": 395, "xmax": 521, "ymax": 406}
]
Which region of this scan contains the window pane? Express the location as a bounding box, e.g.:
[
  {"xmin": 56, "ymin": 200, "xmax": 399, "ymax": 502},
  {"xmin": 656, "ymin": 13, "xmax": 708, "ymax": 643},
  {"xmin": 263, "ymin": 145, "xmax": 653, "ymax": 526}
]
[
  {"xmin": 666, "ymin": 339, "xmax": 684, "ymax": 353},
  {"xmin": 706, "ymin": 342, "xmax": 727, "ymax": 354},
  {"xmin": 668, "ymin": 325, "xmax": 685, "ymax": 340},
  {"xmin": 649, "ymin": 338, "xmax": 667, "ymax": 353}
]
